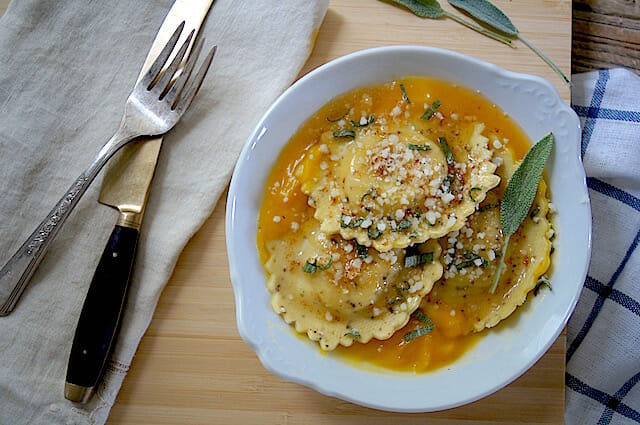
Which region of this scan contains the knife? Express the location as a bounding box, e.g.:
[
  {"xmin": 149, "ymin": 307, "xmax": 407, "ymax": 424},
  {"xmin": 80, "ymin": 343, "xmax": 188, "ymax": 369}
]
[{"xmin": 64, "ymin": 0, "xmax": 215, "ymax": 403}]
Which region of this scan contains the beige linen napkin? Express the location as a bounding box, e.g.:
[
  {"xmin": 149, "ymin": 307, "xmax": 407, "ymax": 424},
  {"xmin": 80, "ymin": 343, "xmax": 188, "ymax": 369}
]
[{"xmin": 0, "ymin": 0, "xmax": 328, "ymax": 423}]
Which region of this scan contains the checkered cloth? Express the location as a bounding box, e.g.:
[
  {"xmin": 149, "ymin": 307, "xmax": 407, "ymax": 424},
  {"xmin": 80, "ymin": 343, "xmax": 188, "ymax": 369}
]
[{"xmin": 566, "ymin": 69, "xmax": 640, "ymax": 424}]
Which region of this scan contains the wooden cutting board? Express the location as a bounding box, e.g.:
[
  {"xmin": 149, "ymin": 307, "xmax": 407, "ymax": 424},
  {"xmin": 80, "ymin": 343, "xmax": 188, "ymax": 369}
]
[{"xmin": 104, "ymin": 1, "xmax": 571, "ymax": 423}]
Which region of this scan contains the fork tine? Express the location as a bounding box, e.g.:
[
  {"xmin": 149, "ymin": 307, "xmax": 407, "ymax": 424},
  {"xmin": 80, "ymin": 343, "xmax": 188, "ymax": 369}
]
[
  {"xmin": 164, "ymin": 36, "xmax": 204, "ymax": 106},
  {"xmin": 141, "ymin": 21, "xmax": 185, "ymax": 89},
  {"xmin": 173, "ymin": 45, "xmax": 217, "ymax": 112},
  {"xmin": 154, "ymin": 29, "xmax": 194, "ymax": 97}
]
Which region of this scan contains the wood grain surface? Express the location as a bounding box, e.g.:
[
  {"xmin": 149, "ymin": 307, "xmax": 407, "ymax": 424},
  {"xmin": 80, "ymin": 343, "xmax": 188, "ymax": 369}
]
[
  {"xmin": 573, "ymin": 0, "xmax": 640, "ymax": 73},
  {"xmin": 0, "ymin": 0, "xmax": 624, "ymax": 423}
]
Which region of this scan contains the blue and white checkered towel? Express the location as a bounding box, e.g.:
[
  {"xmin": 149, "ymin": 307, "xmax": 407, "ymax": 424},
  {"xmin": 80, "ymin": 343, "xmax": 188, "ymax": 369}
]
[{"xmin": 567, "ymin": 68, "xmax": 640, "ymax": 424}]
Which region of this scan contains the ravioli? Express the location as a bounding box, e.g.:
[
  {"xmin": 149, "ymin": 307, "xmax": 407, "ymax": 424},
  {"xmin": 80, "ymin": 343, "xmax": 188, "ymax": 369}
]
[
  {"xmin": 299, "ymin": 120, "xmax": 500, "ymax": 252},
  {"xmin": 257, "ymin": 77, "xmax": 555, "ymax": 370},
  {"xmin": 265, "ymin": 218, "xmax": 443, "ymax": 350},
  {"xmin": 421, "ymin": 149, "xmax": 552, "ymax": 334}
]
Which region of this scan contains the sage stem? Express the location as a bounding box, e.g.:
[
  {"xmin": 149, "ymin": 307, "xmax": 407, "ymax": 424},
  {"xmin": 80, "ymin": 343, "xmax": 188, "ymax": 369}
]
[
  {"xmin": 517, "ymin": 34, "xmax": 571, "ymax": 86},
  {"xmin": 444, "ymin": 11, "xmax": 514, "ymax": 47},
  {"xmin": 490, "ymin": 233, "xmax": 510, "ymax": 294}
]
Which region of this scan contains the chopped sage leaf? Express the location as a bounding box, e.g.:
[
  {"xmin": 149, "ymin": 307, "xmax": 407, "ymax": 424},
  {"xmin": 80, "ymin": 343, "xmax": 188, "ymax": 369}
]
[
  {"xmin": 398, "ymin": 219, "xmax": 412, "ymax": 230},
  {"xmin": 405, "ymin": 252, "xmax": 434, "ymax": 268},
  {"xmin": 387, "ymin": 286, "xmax": 407, "ymax": 305},
  {"xmin": 408, "ymin": 143, "xmax": 431, "ymax": 151},
  {"xmin": 327, "ymin": 112, "xmax": 348, "ymax": 122},
  {"xmin": 411, "ymin": 309, "xmax": 433, "ymax": 325},
  {"xmin": 361, "ymin": 188, "xmax": 377, "ymax": 202},
  {"xmin": 456, "ymin": 251, "xmax": 487, "ymax": 270},
  {"xmin": 400, "ymin": 83, "xmax": 411, "ymax": 103},
  {"xmin": 420, "ymin": 99, "xmax": 441, "ymax": 120},
  {"xmin": 317, "ymin": 256, "xmax": 333, "ymax": 270},
  {"xmin": 303, "ymin": 261, "xmax": 317, "ymax": 274},
  {"xmin": 469, "ymin": 187, "xmax": 482, "ymax": 202},
  {"xmin": 478, "ymin": 202, "xmax": 500, "ymax": 212},
  {"xmin": 355, "ymin": 241, "xmax": 368, "ymax": 258},
  {"xmin": 463, "ymin": 249, "xmax": 475, "ymax": 259},
  {"xmin": 344, "ymin": 329, "xmax": 361, "ymax": 339},
  {"xmin": 333, "ymin": 129, "xmax": 356, "ymax": 138},
  {"xmin": 351, "ymin": 114, "xmax": 375, "ymax": 128},
  {"xmin": 441, "ymin": 174, "xmax": 454, "ymax": 193},
  {"xmin": 303, "ymin": 256, "xmax": 333, "ymax": 274},
  {"xmin": 368, "ymin": 225, "xmax": 382, "ymax": 240},
  {"xmin": 530, "ymin": 206, "xmax": 540, "ymax": 219},
  {"xmin": 455, "ymin": 258, "xmax": 486, "ymax": 270},
  {"xmin": 438, "ymin": 136, "xmax": 455, "ymax": 166},
  {"xmin": 341, "ymin": 214, "xmax": 364, "ymax": 229},
  {"xmin": 534, "ymin": 277, "xmax": 552, "ymax": 296},
  {"xmin": 403, "ymin": 324, "xmax": 434, "ymax": 342}
]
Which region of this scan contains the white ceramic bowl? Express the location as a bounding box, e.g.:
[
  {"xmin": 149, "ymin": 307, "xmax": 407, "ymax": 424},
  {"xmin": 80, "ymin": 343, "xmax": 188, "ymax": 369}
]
[{"xmin": 226, "ymin": 46, "xmax": 591, "ymax": 412}]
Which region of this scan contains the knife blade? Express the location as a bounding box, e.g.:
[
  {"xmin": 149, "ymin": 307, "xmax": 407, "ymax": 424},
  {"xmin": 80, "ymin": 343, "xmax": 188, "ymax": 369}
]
[{"xmin": 64, "ymin": 0, "xmax": 215, "ymax": 403}]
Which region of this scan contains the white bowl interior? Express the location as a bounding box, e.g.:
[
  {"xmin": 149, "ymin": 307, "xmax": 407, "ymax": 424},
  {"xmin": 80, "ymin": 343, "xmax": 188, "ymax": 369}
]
[{"xmin": 226, "ymin": 46, "xmax": 591, "ymax": 412}]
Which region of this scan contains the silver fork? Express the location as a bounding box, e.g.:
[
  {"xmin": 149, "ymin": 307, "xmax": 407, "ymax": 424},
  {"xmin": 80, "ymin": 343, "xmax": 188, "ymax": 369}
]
[{"xmin": 0, "ymin": 22, "xmax": 216, "ymax": 316}]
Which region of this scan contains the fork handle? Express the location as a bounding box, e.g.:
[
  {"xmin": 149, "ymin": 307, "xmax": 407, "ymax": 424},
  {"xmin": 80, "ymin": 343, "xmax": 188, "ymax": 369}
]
[{"xmin": 0, "ymin": 127, "xmax": 138, "ymax": 316}]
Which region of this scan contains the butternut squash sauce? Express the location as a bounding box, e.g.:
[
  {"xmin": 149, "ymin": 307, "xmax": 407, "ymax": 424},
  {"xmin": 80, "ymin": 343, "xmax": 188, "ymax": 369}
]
[{"xmin": 258, "ymin": 77, "xmax": 541, "ymax": 372}]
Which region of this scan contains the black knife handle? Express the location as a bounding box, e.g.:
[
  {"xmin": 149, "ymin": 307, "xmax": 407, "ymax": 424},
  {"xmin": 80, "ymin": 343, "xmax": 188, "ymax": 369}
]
[{"xmin": 65, "ymin": 225, "xmax": 138, "ymax": 402}]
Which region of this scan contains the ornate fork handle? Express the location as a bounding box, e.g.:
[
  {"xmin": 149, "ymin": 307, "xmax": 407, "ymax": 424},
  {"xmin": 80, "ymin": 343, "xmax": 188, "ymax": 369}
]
[{"xmin": 0, "ymin": 127, "xmax": 137, "ymax": 316}]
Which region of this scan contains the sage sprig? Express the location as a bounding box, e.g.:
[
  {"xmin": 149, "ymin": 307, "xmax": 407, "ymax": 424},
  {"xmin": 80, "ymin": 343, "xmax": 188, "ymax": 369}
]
[
  {"xmin": 490, "ymin": 133, "xmax": 554, "ymax": 293},
  {"xmin": 447, "ymin": 0, "xmax": 571, "ymax": 85},
  {"xmin": 387, "ymin": 0, "xmax": 513, "ymax": 46}
]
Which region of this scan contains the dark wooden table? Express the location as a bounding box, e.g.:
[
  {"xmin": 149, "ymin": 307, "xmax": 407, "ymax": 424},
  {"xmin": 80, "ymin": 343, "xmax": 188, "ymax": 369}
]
[{"xmin": 573, "ymin": 0, "xmax": 640, "ymax": 73}]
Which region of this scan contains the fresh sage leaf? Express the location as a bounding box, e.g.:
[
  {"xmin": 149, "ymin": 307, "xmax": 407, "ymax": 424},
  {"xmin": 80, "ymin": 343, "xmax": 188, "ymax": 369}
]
[
  {"xmin": 386, "ymin": 0, "xmax": 513, "ymax": 46},
  {"xmin": 448, "ymin": 0, "xmax": 517, "ymax": 36},
  {"xmin": 389, "ymin": 0, "xmax": 444, "ymax": 18},
  {"xmin": 490, "ymin": 133, "xmax": 554, "ymax": 293},
  {"xmin": 447, "ymin": 0, "xmax": 570, "ymax": 84},
  {"xmin": 501, "ymin": 134, "xmax": 554, "ymax": 236}
]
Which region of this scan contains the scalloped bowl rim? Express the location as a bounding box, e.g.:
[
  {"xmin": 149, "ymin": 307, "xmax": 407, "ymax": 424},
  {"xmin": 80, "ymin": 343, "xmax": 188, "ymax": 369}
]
[{"xmin": 226, "ymin": 46, "xmax": 591, "ymax": 412}]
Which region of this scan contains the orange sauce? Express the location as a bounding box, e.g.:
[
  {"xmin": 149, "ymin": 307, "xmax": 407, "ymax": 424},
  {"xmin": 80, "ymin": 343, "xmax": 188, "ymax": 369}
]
[{"xmin": 257, "ymin": 77, "xmax": 533, "ymax": 372}]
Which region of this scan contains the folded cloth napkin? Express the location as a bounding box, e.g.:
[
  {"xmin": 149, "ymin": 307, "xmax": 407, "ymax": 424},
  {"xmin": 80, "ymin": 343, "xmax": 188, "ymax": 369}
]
[
  {"xmin": 0, "ymin": 0, "xmax": 328, "ymax": 423},
  {"xmin": 566, "ymin": 69, "xmax": 640, "ymax": 424}
]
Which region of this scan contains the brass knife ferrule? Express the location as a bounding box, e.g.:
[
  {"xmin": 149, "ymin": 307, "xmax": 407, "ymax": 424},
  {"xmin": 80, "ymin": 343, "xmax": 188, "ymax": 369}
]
[
  {"xmin": 116, "ymin": 210, "xmax": 143, "ymax": 230},
  {"xmin": 64, "ymin": 382, "xmax": 93, "ymax": 403}
]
